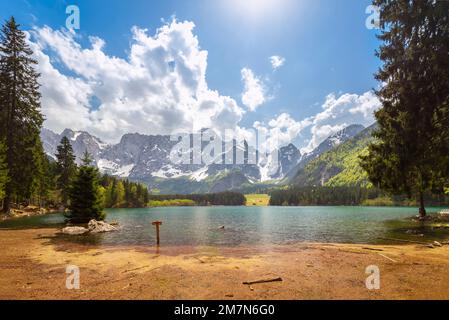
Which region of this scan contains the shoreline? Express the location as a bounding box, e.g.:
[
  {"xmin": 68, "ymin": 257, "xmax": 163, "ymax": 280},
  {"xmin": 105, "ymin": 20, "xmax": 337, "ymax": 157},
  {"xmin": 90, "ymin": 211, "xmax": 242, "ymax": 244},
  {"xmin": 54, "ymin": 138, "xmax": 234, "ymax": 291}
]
[
  {"xmin": 0, "ymin": 207, "xmax": 61, "ymax": 221},
  {"xmin": 1, "ymin": 227, "xmax": 449, "ymax": 299}
]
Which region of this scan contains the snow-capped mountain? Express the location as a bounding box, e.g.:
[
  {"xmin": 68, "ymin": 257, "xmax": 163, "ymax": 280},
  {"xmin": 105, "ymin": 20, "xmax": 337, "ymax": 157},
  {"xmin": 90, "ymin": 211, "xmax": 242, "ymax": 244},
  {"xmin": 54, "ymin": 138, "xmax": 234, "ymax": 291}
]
[
  {"xmin": 40, "ymin": 128, "xmax": 302, "ymax": 193},
  {"xmin": 41, "ymin": 128, "xmax": 109, "ymax": 163},
  {"xmin": 40, "ymin": 125, "xmax": 364, "ymax": 193}
]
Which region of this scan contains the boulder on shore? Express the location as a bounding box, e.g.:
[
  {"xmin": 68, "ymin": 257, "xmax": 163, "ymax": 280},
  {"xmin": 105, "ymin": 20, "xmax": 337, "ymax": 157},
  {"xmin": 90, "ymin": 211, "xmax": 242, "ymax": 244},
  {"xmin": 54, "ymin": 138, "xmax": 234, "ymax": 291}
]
[
  {"xmin": 61, "ymin": 220, "xmax": 118, "ymax": 235},
  {"xmin": 88, "ymin": 220, "xmax": 118, "ymax": 233},
  {"xmin": 62, "ymin": 226, "xmax": 89, "ymax": 235}
]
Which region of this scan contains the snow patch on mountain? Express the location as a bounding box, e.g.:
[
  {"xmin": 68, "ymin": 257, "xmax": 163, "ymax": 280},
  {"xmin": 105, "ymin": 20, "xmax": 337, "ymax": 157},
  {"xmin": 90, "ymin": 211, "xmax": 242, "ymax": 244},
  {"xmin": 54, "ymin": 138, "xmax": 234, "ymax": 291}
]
[
  {"xmin": 116, "ymin": 164, "xmax": 135, "ymax": 178},
  {"xmin": 191, "ymin": 166, "xmax": 209, "ymax": 182},
  {"xmin": 152, "ymin": 165, "xmax": 190, "ymax": 179},
  {"xmin": 71, "ymin": 132, "xmax": 82, "ymax": 141}
]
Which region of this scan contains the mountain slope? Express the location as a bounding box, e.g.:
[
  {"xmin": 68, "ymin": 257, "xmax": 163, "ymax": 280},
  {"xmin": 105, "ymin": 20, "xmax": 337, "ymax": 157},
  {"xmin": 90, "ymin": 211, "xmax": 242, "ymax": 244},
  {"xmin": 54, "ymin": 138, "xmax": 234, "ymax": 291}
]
[
  {"xmin": 291, "ymin": 124, "xmax": 377, "ymax": 188},
  {"xmin": 41, "ymin": 128, "xmax": 109, "ymax": 164},
  {"xmin": 284, "ymin": 124, "xmax": 365, "ymax": 179}
]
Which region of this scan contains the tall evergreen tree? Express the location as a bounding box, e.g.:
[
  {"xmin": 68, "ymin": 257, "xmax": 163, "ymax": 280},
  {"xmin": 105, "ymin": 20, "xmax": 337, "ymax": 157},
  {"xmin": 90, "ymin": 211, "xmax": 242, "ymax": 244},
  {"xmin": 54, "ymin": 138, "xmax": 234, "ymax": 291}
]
[
  {"xmin": 55, "ymin": 136, "xmax": 77, "ymax": 206},
  {"xmin": 0, "ymin": 141, "xmax": 9, "ymax": 206},
  {"xmin": 30, "ymin": 141, "xmax": 51, "ymax": 208},
  {"xmin": 114, "ymin": 180, "xmax": 125, "ymax": 207},
  {"xmin": 0, "ymin": 17, "xmax": 44, "ymax": 212},
  {"xmin": 104, "ymin": 182, "xmax": 114, "ymax": 208},
  {"xmin": 66, "ymin": 151, "xmax": 105, "ymax": 223},
  {"xmin": 361, "ymin": 0, "xmax": 449, "ymax": 218}
]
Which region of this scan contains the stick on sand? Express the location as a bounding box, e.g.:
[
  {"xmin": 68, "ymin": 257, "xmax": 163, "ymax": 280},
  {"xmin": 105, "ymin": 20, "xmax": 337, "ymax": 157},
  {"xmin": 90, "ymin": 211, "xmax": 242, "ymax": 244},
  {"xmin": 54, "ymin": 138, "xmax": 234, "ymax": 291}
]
[{"xmin": 243, "ymin": 277, "xmax": 283, "ymax": 285}]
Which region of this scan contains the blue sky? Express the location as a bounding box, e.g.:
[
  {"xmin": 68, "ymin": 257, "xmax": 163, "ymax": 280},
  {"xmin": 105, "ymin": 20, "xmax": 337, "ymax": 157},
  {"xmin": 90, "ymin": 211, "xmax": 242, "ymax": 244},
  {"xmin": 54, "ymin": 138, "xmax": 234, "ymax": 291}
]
[{"xmin": 0, "ymin": 0, "xmax": 382, "ymax": 152}]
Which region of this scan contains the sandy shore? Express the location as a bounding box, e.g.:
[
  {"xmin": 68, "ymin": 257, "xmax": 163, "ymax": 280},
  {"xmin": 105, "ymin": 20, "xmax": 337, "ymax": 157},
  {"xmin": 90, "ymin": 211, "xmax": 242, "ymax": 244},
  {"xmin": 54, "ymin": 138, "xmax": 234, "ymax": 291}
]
[{"xmin": 1, "ymin": 228, "xmax": 449, "ymax": 299}]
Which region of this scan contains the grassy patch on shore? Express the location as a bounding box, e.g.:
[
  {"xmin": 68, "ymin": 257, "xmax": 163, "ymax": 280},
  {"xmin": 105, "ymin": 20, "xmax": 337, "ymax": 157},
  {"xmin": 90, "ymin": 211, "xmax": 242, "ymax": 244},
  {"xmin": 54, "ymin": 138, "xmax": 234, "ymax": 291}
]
[
  {"xmin": 361, "ymin": 197, "xmax": 419, "ymax": 207},
  {"xmin": 148, "ymin": 199, "xmax": 196, "ymax": 207},
  {"xmin": 245, "ymin": 194, "xmax": 270, "ymax": 206}
]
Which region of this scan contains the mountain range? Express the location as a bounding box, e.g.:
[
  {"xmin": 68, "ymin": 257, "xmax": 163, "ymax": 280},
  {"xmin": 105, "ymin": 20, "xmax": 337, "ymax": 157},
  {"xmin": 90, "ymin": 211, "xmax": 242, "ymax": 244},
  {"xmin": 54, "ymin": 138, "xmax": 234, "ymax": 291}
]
[
  {"xmin": 292, "ymin": 124, "xmax": 377, "ymax": 188},
  {"xmin": 40, "ymin": 124, "xmax": 368, "ymax": 193}
]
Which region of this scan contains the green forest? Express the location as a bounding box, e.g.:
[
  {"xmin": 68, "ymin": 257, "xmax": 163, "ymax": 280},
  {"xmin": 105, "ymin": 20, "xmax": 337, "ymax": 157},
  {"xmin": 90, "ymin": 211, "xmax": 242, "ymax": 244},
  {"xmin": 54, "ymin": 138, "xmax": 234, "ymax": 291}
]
[
  {"xmin": 149, "ymin": 192, "xmax": 247, "ymax": 206},
  {"xmin": 269, "ymin": 187, "xmax": 449, "ymax": 207}
]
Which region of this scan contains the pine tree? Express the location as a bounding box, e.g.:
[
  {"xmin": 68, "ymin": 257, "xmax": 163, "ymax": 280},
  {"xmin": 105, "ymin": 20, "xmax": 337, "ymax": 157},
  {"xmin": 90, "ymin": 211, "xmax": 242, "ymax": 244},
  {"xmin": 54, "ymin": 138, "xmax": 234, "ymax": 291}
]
[
  {"xmin": 0, "ymin": 17, "xmax": 44, "ymax": 212},
  {"xmin": 30, "ymin": 141, "xmax": 50, "ymax": 208},
  {"xmin": 55, "ymin": 136, "xmax": 77, "ymax": 206},
  {"xmin": 104, "ymin": 183, "xmax": 114, "ymax": 208},
  {"xmin": 0, "ymin": 141, "xmax": 9, "ymax": 206},
  {"xmin": 66, "ymin": 151, "xmax": 105, "ymax": 223},
  {"xmin": 114, "ymin": 180, "xmax": 125, "ymax": 207},
  {"xmin": 361, "ymin": 0, "xmax": 449, "ymax": 218}
]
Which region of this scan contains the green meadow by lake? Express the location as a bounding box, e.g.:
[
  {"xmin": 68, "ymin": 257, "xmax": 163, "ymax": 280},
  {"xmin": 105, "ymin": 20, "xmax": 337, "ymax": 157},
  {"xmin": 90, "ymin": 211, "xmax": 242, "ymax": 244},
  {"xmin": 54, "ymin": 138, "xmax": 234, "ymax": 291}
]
[{"xmin": 1, "ymin": 206, "xmax": 449, "ymax": 246}]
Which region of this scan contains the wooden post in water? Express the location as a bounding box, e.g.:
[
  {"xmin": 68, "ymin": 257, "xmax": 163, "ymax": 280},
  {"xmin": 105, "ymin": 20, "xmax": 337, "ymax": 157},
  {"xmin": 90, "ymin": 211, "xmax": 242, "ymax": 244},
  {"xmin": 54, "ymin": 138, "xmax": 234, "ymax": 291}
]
[{"xmin": 152, "ymin": 221, "xmax": 162, "ymax": 245}]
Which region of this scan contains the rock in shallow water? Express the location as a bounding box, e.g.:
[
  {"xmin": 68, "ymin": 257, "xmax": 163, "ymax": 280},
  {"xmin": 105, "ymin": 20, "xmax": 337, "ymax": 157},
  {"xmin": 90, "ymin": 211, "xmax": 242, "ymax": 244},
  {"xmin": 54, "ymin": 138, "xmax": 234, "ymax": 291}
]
[
  {"xmin": 62, "ymin": 226, "xmax": 89, "ymax": 235},
  {"xmin": 88, "ymin": 220, "xmax": 118, "ymax": 233},
  {"xmin": 62, "ymin": 220, "xmax": 118, "ymax": 235}
]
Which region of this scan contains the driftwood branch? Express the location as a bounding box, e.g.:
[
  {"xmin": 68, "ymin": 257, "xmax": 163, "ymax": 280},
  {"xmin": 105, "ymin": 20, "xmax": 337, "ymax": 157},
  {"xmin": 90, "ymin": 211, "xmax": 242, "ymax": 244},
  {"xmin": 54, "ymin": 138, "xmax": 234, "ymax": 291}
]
[
  {"xmin": 122, "ymin": 266, "xmax": 161, "ymax": 274},
  {"xmin": 378, "ymin": 253, "xmax": 397, "ymax": 262},
  {"xmin": 243, "ymin": 277, "xmax": 283, "ymax": 285},
  {"xmin": 362, "ymin": 247, "xmax": 384, "ymax": 252},
  {"xmin": 193, "ymin": 257, "xmax": 205, "ymax": 264},
  {"xmin": 377, "ymin": 237, "xmax": 429, "ymax": 245}
]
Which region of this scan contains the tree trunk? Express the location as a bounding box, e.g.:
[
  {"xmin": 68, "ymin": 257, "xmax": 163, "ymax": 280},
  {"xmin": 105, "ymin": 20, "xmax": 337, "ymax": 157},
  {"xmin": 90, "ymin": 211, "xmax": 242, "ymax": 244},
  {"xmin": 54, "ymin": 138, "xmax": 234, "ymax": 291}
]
[
  {"xmin": 3, "ymin": 34, "xmax": 18, "ymax": 215},
  {"xmin": 419, "ymin": 191, "xmax": 426, "ymax": 218}
]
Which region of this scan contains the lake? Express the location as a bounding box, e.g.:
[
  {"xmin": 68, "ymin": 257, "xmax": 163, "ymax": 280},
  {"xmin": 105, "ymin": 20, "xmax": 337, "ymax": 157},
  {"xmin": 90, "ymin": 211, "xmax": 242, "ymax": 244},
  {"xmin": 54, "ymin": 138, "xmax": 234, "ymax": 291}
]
[{"xmin": 1, "ymin": 206, "xmax": 449, "ymax": 246}]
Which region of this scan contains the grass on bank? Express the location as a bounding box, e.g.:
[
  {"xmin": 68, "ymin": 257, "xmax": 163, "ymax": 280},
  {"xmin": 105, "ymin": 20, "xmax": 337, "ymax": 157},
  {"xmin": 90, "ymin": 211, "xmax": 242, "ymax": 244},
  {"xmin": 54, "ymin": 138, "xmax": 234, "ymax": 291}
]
[
  {"xmin": 148, "ymin": 199, "xmax": 196, "ymax": 207},
  {"xmin": 245, "ymin": 194, "xmax": 270, "ymax": 206}
]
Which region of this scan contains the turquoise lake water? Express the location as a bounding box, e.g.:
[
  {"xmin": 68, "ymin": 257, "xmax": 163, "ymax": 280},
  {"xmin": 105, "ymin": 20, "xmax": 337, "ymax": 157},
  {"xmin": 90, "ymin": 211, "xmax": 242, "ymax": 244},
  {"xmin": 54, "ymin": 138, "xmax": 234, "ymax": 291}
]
[{"xmin": 1, "ymin": 206, "xmax": 448, "ymax": 246}]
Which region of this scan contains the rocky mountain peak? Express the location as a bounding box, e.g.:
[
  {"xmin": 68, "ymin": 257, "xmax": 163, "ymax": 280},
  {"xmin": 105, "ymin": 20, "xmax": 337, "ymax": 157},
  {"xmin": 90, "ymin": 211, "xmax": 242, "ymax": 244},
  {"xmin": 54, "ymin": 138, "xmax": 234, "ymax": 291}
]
[{"xmin": 40, "ymin": 124, "xmax": 366, "ymax": 193}]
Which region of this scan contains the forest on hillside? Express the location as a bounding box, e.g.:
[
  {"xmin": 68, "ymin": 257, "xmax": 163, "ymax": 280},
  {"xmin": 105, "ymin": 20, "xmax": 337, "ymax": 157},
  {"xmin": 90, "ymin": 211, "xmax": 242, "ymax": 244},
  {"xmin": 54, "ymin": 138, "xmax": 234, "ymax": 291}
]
[
  {"xmin": 269, "ymin": 186, "xmax": 449, "ymax": 207},
  {"xmin": 149, "ymin": 192, "xmax": 246, "ymax": 206}
]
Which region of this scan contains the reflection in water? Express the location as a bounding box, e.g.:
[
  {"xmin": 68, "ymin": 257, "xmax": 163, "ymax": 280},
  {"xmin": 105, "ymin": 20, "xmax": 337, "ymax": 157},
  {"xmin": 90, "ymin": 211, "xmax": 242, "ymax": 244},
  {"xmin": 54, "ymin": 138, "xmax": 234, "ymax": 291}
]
[{"xmin": 1, "ymin": 206, "xmax": 448, "ymax": 246}]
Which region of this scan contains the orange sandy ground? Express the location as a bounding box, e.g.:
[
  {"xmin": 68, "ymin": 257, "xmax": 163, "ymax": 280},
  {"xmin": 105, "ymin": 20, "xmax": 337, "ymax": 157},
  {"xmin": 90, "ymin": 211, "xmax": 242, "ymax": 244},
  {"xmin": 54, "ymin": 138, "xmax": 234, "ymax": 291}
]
[{"xmin": 1, "ymin": 228, "xmax": 449, "ymax": 300}]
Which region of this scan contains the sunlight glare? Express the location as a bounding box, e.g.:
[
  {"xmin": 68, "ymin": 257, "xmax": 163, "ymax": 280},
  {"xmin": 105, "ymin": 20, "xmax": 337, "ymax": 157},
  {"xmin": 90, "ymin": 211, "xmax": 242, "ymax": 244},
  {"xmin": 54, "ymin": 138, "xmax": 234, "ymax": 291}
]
[{"xmin": 225, "ymin": 0, "xmax": 293, "ymax": 23}]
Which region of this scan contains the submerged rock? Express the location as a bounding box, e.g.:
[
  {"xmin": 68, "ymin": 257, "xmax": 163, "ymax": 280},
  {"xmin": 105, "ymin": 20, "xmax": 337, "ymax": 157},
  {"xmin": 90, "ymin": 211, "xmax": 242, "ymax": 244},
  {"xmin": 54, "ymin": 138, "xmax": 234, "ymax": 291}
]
[
  {"xmin": 433, "ymin": 241, "xmax": 443, "ymax": 247},
  {"xmin": 88, "ymin": 220, "xmax": 118, "ymax": 233},
  {"xmin": 62, "ymin": 226, "xmax": 89, "ymax": 235}
]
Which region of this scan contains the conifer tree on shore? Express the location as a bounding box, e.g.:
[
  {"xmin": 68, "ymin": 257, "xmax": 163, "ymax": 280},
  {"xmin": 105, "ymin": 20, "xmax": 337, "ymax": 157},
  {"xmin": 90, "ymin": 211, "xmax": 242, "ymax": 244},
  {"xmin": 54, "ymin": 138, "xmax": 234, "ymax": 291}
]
[
  {"xmin": 30, "ymin": 141, "xmax": 51, "ymax": 208},
  {"xmin": 361, "ymin": 0, "xmax": 449, "ymax": 218},
  {"xmin": 0, "ymin": 17, "xmax": 44, "ymax": 212},
  {"xmin": 55, "ymin": 136, "xmax": 77, "ymax": 207},
  {"xmin": 66, "ymin": 151, "xmax": 105, "ymax": 223},
  {"xmin": 0, "ymin": 141, "xmax": 9, "ymax": 207}
]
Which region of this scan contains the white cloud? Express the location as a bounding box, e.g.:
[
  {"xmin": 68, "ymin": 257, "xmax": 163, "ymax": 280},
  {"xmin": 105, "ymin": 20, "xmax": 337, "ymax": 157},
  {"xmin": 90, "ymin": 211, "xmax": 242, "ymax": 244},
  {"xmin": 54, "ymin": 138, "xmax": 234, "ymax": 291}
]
[
  {"xmin": 27, "ymin": 19, "xmax": 380, "ymax": 153},
  {"xmin": 300, "ymin": 91, "xmax": 380, "ymax": 153},
  {"xmin": 269, "ymin": 55, "xmax": 285, "ymax": 70},
  {"xmin": 28, "ymin": 19, "xmax": 245, "ymax": 142},
  {"xmin": 241, "ymin": 67, "xmax": 266, "ymax": 111},
  {"xmin": 252, "ymin": 91, "xmax": 380, "ymax": 155},
  {"xmin": 253, "ymin": 113, "xmax": 312, "ymax": 151}
]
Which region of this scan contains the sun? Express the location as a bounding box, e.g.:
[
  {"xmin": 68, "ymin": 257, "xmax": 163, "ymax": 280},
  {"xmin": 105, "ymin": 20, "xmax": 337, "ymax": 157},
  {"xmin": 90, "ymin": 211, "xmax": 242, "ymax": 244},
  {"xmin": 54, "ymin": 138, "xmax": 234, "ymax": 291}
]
[{"xmin": 225, "ymin": 0, "xmax": 293, "ymax": 23}]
